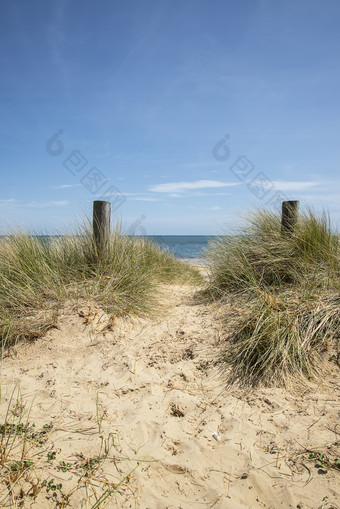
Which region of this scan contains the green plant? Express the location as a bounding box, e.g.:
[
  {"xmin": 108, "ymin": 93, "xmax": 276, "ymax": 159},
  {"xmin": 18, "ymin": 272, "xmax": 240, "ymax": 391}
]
[
  {"xmin": 308, "ymin": 452, "xmax": 340, "ymax": 471},
  {"xmin": 47, "ymin": 451, "xmax": 56, "ymax": 461},
  {"xmin": 56, "ymin": 460, "xmax": 74, "ymax": 473},
  {"xmin": 9, "ymin": 459, "xmax": 33, "ymax": 472},
  {"xmin": 204, "ymin": 208, "xmax": 340, "ymax": 385},
  {"xmin": 41, "ymin": 478, "xmax": 70, "ymax": 507}
]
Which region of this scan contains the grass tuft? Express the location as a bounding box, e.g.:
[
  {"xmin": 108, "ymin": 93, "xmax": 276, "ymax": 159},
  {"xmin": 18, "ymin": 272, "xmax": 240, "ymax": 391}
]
[
  {"xmin": 205, "ymin": 208, "xmax": 340, "ymax": 385},
  {"xmin": 0, "ymin": 223, "xmax": 201, "ymax": 347}
]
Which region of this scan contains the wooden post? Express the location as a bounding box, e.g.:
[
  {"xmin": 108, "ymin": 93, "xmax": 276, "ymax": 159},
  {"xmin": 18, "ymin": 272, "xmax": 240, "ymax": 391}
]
[
  {"xmin": 281, "ymin": 200, "xmax": 299, "ymax": 234},
  {"xmin": 93, "ymin": 200, "xmax": 111, "ymax": 256}
]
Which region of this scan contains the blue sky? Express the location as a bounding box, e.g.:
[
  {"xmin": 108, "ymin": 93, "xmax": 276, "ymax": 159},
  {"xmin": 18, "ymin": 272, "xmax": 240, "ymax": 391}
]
[{"xmin": 1, "ymin": 0, "xmax": 339, "ymax": 234}]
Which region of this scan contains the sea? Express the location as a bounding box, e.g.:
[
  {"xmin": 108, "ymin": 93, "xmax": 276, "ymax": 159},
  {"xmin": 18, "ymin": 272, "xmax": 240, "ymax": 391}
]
[{"xmin": 148, "ymin": 235, "xmax": 217, "ymax": 264}]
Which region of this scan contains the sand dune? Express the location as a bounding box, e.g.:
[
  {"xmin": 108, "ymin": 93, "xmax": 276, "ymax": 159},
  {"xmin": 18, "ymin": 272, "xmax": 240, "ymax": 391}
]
[{"xmin": 0, "ymin": 281, "xmax": 339, "ymax": 508}]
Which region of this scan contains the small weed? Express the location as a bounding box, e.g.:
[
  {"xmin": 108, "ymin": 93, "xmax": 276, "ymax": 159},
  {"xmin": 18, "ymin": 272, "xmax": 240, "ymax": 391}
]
[
  {"xmin": 309, "ymin": 452, "xmax": 340, "ymax": 471},
  {"xmin": 42, "ymin": 478, "xmax": 62, "ymax": 492},
  {"xmin": 0, "ymin": 421, "xmax": 52, "ymax": 446},
  {"xmin": 47, "ymin": 450, "xmax": 56, "ymax": 461},
  {"xmin": 56, "ymin": 460, "xmax": 73, "ymax": 473},
  {"xmin": 265, "ymin": 444, "xmax": 279, "ymax": 454},
  {"xmin": 72, "ymin": 452, "xmax": 105, "ymax": 479},
  {"xmin": 42, "ymin": 478, "xmax": 70, "ymax": 507},
  {"xmin": 9, "ymin": 459, "xmax": 33, "ymax": 472}
]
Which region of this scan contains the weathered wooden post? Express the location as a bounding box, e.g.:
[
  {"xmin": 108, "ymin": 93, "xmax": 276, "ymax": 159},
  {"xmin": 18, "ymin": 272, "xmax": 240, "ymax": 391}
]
[
  {"xmin": 93, "ymin": 200, "xmax": 111, "ymax": 256},
  {"xmin": 281, "ymin": 200, "xmax": 299, "ymax": 234}
]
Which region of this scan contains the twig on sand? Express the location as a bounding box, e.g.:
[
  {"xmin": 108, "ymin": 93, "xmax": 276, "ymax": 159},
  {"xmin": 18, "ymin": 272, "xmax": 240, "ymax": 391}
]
[
  {"xmin": 166, "ymin": 384, "xmax": 198, "ymax": 396},
  {"xmin": 307, "ymin": 416, "xmax": 323, "ymax": 429},
  {"xmin": 227, "ymin": 466, "xmax": 232, "ymax": 498},
  {"xmin": 210, "ymin": 494, "xmax": 223, "ymax": 507},
  {"xmin": 301, "ymin": 463, "xmax": 312, "ymax": 487}
]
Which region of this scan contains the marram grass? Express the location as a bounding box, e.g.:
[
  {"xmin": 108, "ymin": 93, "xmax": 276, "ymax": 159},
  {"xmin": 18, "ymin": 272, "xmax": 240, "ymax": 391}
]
[
  {"xmin": 206, "ymin": 208, "xmax": 339, "ymax": 293},
  {"xmin": 0, "ymin": 224, "xmax": 202, "ymax": 347},
  {"xmin": 205, "ymin": 208, "xmax": 340, "ymax": 385},
  {"xmin": 222, "ymin": 289, "xmax": 340, "ymax": 385}
]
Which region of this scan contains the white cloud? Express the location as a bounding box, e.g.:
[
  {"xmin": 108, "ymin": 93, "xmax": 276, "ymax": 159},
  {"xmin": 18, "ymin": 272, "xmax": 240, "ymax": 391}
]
[
  {"xmin": 169, "ymin": 192, "xmax": 233, "ymax": 198},
  {"xmin": 0, "ymin": 199, "xmax": 70, "ymax": 210},
  {"xmin": 98, "ymin": 191, "xmax": 128, "ymax": 197},
  {"xmin": 97, "ymin": 192, "xmax": 141, "ymax": 197},
  {"xmin": 25, "ymin": 200, "xmax": 69, "ymax": 208},
  {"xmin": 52, "ymin": 184, "xmax": 81, "ymax": 189},
  {"xmin": 251, "ymin": 180, "xmax": 320, "ymax": 191},
  {"xmin": 0, "ymin": 199, "xmax": 16, "ymax": 207},
  {"xmin": 188, "ymin": 205, "xmax": 222, "ymax": 210},
  {"xmin": 272, "ymin": 181, "xmax": 320, "ymax": 191},
  {"xmin": 129, "ymin": 197, "xmax": 160, "ymax": 202},
  {"xmin": 149, "ymin": 180, "xmax": 239, "ymax": 193},
  {"xmin": 0, "ymin": 198, "xmax": 15, "ymax": 203}
]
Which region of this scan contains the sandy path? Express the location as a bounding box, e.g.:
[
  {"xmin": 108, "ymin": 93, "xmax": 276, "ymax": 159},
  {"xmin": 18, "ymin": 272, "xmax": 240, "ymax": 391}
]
[{"xmin": 0, "ymin": 281, "xmax": 339, "ymax": 508}]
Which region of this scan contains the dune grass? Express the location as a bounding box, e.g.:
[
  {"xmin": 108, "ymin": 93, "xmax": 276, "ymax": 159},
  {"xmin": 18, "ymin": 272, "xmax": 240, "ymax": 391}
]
[
  {"xmin": 0, "ymin": 224, "xmax": 202, "ymax": 348},
  {"xmin": 205, "ymin": 208, "xmax": 340, "ymax": 385}
]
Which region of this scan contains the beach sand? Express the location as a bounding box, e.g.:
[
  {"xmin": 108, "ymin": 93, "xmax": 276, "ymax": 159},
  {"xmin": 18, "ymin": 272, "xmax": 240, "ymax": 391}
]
[{"xmin": 1, "ymin": 277, "xmax": 339, "ymax": 508}]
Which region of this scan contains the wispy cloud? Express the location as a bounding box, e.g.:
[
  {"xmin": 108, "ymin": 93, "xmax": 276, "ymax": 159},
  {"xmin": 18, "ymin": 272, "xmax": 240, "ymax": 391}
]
[
  {"xmin": 52, "ymin": 184, "xmax": 82, "ymax": 189},
  {"xmin": 251, "ymin": 180, "xmax": 321, "ymax": 191},
  {"xmin": 129, "ymin": 197, "xmax": 160, "ymax": 202},
  {"xmin": 188, "ymin": 205, "xmax": 222, "ymax": 210},
  {"xmin": 169, "ymin": 191, "xmax": 233, "ymax": 198},
  {"xmin": 97, "ymin": 192, "xmax": 140, "ymax": 197},
  {"xmin": 0, "ymin": 198, "xmax": 16, "ymax": 207},
  {"xmin": 25, "ymin": 200, "xmax": 70, "ymax": 208},
  {"xmin": 0, "ymin": 199, "xmax": 70, "ymax": 209},
  {"xmin": 150, "ymin": 180, "xmax": 239, "ymax": 193},
  {"xmin": 272, "ymin": 181, "xmax": 321, "ymax": 191}
]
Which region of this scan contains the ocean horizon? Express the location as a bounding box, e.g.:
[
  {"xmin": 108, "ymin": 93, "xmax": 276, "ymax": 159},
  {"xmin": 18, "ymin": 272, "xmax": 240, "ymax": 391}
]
[
  {"xmin": 148, "ymin": 235, "xmax": 217, "ymax": 264},
  {"xmin": 0, "ymin": 234, "xmax": 218, "ymax": 264}
]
